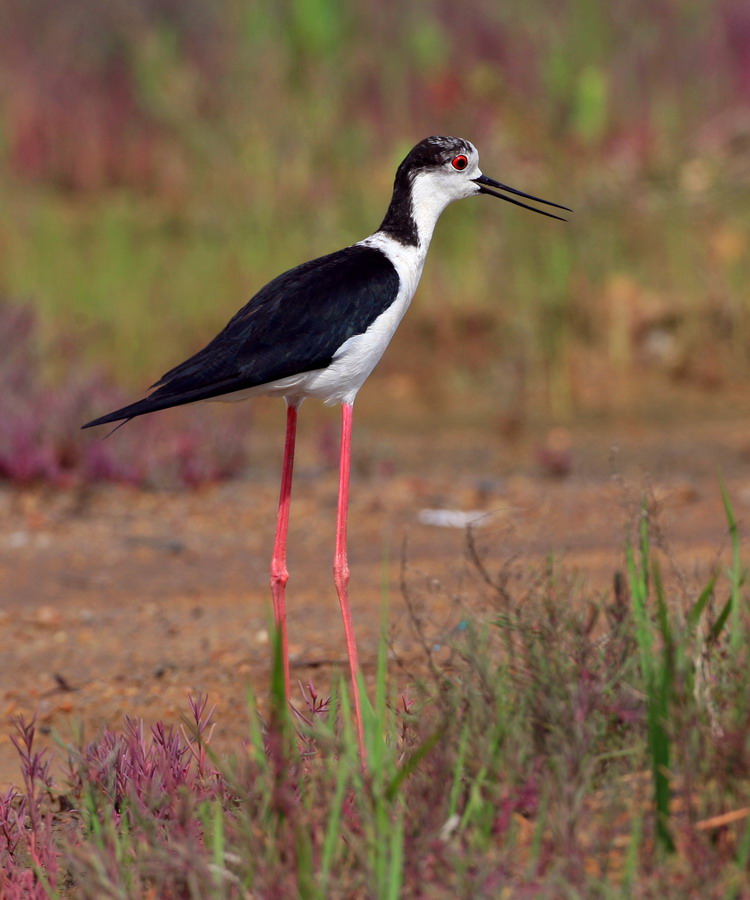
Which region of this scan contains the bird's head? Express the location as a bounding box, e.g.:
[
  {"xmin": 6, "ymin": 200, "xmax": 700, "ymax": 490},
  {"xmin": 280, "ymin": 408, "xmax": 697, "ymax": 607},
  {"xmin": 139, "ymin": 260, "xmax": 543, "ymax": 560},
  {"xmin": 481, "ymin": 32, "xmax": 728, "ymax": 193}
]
[
  {"xmin": 379, "ymin": 135, "xmax": 570, "ymax": 248},
  {"xmin": 399, "ymin": 135, "xmax": 570, "ymax": 220}
]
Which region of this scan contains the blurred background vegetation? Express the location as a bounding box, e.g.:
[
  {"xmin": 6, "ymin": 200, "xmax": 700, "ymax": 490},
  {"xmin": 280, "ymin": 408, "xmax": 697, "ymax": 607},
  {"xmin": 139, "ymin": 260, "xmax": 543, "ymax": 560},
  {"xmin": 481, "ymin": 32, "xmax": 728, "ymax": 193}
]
[{"xmin": 1, "ymin": 0, "xmax": 749, "ymax": 440}]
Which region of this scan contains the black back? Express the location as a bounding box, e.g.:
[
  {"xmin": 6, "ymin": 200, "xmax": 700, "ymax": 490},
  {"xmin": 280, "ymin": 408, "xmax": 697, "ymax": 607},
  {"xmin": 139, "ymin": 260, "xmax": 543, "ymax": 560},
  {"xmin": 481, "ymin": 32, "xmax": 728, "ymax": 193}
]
[{"xmin": 83, "ymin": 244, "xmax": 400, "ymax": 427}]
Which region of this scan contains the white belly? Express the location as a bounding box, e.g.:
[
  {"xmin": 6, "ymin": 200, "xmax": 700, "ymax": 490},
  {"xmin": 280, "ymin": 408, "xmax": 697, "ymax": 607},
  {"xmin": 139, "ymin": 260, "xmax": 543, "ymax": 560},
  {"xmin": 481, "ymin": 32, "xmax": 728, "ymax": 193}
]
[{"xmin": 216, "ymin": 233, "xmax": 427, "ymax": 407}]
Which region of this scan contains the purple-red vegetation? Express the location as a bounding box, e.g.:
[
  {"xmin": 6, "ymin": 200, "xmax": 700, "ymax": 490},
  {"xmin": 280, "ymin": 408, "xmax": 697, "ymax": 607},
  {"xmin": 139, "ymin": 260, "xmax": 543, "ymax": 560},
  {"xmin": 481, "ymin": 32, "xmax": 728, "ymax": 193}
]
[
  {"xmin": 0, "ymin": 0, "xmax": 222, "ymax": 193},
  {"xmin": 69, "ymin": 702, "xmax": 219, "ymax": 826},
  {"xmin": 0, "ymin": 697, "xmax": 224, "ymax": 897},
  {"xmin": 0, "ymin": 300, "xmax": 249, "ymax": 488},
  {"xmin": 0, "ymin": 692, "xmax": 342, "ymax": 897},
  {"xmin": 0, "ymin": 719, "xmax": 60, "ymax": 900}
]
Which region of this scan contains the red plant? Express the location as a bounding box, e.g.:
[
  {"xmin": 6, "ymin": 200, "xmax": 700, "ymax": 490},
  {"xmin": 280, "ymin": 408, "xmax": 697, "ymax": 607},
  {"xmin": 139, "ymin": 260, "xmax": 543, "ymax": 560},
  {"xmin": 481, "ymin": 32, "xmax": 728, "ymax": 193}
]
[
  {"xmin": 0, "ymin": 719, "xmax": 60, "ymax": 899},
  {"xmin": 0, "ymin": 300, "xmax": 249, "ymax": 487}
]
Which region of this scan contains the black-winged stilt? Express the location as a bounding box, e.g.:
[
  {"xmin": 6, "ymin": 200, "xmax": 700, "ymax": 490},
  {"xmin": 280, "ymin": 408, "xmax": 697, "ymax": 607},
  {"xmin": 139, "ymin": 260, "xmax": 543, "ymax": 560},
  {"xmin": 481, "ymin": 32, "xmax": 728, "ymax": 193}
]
[{"xmin": 83, "ymin": 136, "xmax": 569, "ymax": 759}]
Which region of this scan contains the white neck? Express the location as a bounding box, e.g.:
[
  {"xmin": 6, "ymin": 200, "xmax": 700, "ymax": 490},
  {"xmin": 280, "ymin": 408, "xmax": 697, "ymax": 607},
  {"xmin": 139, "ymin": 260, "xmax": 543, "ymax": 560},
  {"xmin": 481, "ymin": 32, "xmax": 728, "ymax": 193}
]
[{"xmin": 407, "ymin": 174, "xmax": 456, "ymax": 250}]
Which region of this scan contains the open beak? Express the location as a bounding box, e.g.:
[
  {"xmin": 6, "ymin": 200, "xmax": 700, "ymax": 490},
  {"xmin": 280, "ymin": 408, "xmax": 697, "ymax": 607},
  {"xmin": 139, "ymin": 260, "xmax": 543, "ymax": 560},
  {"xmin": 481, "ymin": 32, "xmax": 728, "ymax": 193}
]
[{"xmin": 473, "ymin": 174, "xmax": 571, "ymax": 221}]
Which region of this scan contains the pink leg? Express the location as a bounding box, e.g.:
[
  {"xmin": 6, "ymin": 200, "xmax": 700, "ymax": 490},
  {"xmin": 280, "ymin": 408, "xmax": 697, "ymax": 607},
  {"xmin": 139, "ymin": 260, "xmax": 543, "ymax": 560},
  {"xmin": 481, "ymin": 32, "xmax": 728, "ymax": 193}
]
[
  {"xmin": 334, "ymin": 402, "xmax": 366, "ymax": 761},
  {"xmin": 270, "ymin": 401, "xmax": 298, "ymax": 700}
]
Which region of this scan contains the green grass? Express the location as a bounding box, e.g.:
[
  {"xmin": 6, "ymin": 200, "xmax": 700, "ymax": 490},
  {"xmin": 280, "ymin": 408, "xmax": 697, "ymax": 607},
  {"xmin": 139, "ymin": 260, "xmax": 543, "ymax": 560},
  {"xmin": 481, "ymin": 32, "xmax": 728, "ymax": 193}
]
[{"xmin": 2, "ymin": 490, "xmax": 749, "ymax": 896}]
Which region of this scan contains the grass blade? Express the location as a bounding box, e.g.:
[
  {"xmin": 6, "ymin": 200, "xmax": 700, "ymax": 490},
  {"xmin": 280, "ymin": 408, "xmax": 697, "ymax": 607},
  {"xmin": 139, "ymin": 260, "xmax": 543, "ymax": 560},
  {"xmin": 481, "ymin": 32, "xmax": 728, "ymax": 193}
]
[
  {"xmin": 385, "ymin": 726, "xmax": 445, "ymax": 802},
  {"xmin": 320, "ymin": 751, "xmax": 350, "ymax": 890},
  {"xmin": 710, "ymin": 596, "xmax": 733, "ymax": 642},
  {"xmin": 687, "ymin": 572, "xmax": 717, "ymax": 632},
  {"xmin": 720, "ymin": 477, "xmax": 745, "ymax": 654}
]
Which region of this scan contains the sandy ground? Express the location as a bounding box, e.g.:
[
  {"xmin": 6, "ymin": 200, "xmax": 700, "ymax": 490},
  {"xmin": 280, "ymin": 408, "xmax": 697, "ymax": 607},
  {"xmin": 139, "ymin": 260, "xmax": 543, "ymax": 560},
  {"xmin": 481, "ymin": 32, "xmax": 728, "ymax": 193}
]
[{"xmin": 1, "ymin": 408, "xmax": 749, "ymax": 788}]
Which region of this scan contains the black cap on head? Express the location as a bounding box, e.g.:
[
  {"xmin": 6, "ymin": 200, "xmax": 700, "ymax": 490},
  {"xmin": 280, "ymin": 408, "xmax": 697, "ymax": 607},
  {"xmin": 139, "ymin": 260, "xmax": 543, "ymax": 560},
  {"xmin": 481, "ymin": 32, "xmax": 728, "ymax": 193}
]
[{"xmin": 398, "ymin": 136, "xmax": 474, "ymax": 174}]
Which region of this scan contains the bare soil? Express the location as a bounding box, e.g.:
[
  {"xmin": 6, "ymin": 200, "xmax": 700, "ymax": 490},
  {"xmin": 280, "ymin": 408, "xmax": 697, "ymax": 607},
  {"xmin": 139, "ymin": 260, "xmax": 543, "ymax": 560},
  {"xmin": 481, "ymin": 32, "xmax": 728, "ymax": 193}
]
[{"xmin": 2, "ymin": 406, "xmax": 749, "ymax": 788}]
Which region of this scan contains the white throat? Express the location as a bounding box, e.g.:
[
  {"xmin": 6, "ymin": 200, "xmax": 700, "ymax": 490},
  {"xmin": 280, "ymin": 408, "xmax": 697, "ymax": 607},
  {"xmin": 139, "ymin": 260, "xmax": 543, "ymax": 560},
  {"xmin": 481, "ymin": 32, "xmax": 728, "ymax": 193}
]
[{"xmin": 408, "ymin": 174, "xmax": 458, "ymax": 250}]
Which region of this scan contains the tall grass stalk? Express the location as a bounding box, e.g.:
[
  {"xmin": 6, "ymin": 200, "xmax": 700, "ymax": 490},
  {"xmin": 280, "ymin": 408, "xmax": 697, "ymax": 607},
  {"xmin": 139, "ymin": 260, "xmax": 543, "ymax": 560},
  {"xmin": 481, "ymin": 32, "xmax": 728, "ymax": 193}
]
[
  {"xmin": 720, "ymin": 476, "xmax": 746, "ymax": 655},
  {"xmin": 626, "ymin": 506, "xmax": 676, "ymax": 854}
]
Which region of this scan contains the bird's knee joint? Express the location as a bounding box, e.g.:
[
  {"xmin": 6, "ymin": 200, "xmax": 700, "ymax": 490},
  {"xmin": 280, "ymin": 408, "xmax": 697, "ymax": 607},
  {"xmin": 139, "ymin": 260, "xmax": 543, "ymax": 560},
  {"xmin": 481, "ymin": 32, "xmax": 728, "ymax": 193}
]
[
  {"xmin": 333, "ymin": 562, "xmax": 350, "ymax": 587},
  {"xmin": 271, "ymin": 564, "xmax": 289, "ymax": 588}
]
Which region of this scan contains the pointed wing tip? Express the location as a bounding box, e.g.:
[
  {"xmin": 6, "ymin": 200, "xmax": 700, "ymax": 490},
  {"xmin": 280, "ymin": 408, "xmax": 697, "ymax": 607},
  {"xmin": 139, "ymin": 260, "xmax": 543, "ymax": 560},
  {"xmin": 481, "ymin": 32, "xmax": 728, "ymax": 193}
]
[{"xmin": 82, "ymin": 413, "xmax": 120, "ymax": 430}]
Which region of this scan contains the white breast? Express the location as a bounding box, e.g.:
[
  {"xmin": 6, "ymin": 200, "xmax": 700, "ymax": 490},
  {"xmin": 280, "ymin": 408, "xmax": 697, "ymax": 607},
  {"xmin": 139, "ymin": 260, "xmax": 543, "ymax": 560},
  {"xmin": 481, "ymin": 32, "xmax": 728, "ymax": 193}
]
[
  {"xmin": 277, "ymin": 234, "xmax": 427, "ymax": 406},
  {"xmin": 210, "ymin": 234, "xmax": 428, "ymax": 408}
]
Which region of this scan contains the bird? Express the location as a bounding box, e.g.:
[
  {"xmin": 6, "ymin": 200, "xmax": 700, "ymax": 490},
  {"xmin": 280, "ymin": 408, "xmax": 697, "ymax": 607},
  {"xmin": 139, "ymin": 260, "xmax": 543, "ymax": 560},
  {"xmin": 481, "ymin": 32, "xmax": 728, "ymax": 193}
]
[{"xmin": 82, "ymin": 136, "xmax": 570, "ymax": 760}]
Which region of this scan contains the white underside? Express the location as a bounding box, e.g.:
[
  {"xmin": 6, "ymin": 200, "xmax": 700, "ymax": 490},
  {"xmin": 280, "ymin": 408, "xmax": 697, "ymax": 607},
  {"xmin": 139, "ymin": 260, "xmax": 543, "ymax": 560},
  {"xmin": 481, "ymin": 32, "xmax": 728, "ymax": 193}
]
[{"xmin": 211, "ymin": 232, "xmax": 429, "ymax": 408}]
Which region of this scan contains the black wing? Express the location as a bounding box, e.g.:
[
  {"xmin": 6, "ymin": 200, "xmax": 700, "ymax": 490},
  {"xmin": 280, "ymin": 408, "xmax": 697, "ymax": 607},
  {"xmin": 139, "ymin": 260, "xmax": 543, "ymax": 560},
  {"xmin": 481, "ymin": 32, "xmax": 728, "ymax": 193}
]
[{"xmin": 82, "ymin": 245, "xmax": 400, "ymax": 428}]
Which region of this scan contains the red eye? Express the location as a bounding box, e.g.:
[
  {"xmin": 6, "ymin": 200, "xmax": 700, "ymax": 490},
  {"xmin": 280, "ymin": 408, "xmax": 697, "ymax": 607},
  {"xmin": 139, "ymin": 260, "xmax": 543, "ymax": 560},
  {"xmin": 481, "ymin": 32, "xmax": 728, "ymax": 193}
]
[{"xmin": 451, "ymin": 155, "xmax": 469, "ymax": 171}]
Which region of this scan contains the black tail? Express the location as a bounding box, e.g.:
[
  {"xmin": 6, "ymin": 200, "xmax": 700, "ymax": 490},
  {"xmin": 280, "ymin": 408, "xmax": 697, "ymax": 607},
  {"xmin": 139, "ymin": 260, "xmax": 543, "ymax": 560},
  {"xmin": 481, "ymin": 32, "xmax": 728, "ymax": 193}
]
[
  {"xmin": 81, "ymin": 384, "xmax": 225, "ymax": 428},
  {"xmin": 82, "ymin": 394, "xmax": 179, "ymax": 429},
  {"xmin": 81, "ymin": 373, "xmax": 256, "ymax": 429}
]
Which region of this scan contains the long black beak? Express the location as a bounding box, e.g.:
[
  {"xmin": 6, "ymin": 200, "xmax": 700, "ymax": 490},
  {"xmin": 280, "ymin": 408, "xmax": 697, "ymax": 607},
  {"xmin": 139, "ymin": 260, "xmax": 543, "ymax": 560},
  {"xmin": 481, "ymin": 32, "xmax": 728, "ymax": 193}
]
[{"xmin": 473, "ymin": 174, "xmax": 571, "ymax": 221}]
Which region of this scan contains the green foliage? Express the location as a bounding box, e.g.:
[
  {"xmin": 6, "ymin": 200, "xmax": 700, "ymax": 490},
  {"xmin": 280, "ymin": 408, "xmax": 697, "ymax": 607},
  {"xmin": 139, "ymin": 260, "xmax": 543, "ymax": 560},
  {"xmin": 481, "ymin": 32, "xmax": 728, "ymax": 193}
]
[
  {"xmin": 0, "ymin": 0, "xmax": 749, "ymax": 419},
  {"xmin": 625, "ymin": 492, "xmax": 746, "ymax": 859},
  {"xmin": 3, "ymin": 495, "xmax": 750, "ymax": 895},
  {"xmin": 573, "ymin": 65, "xmax": 609, "ymax": 145},
  {"xmin": 720, "ymin": 476, "xmax": 747, "ymax": 653}
]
